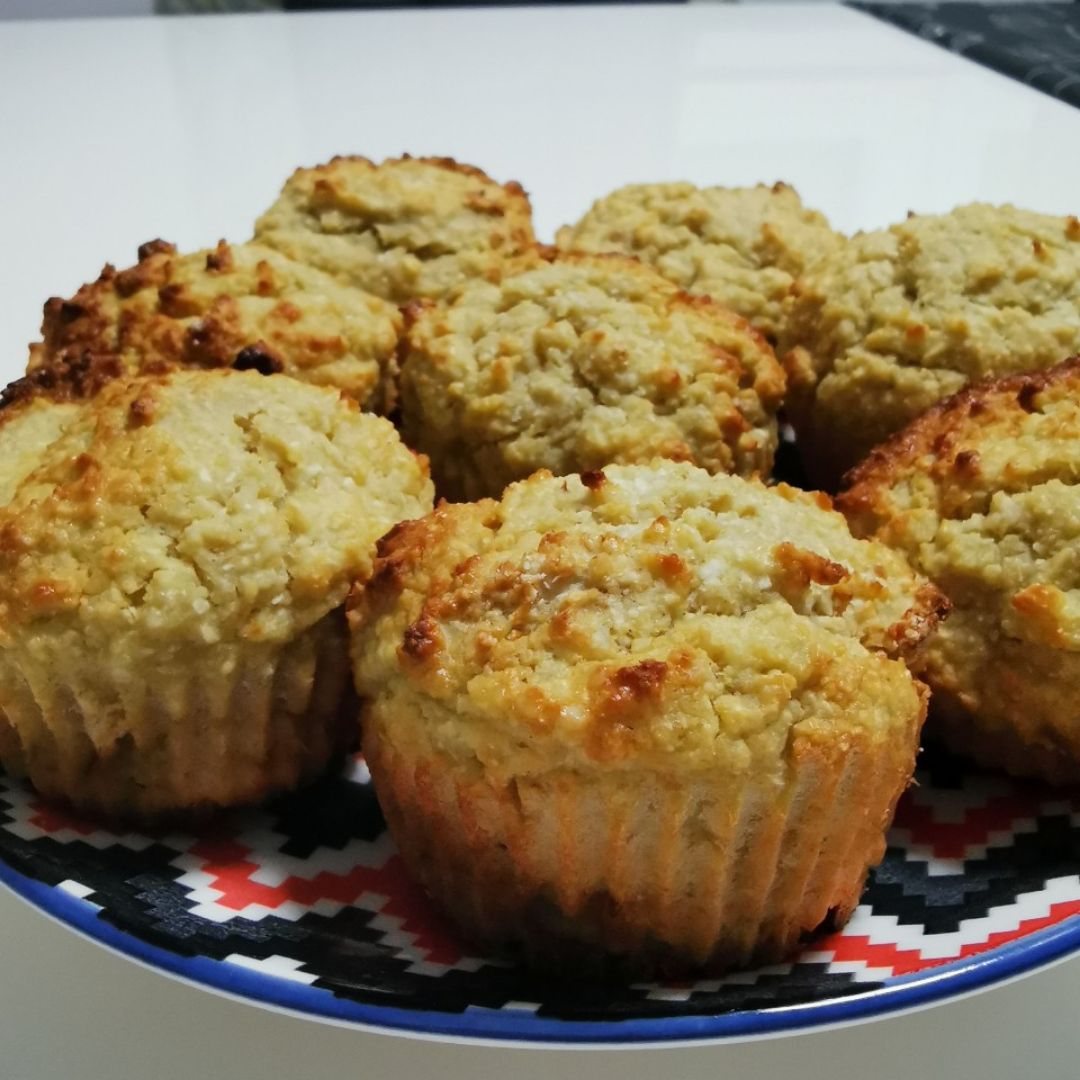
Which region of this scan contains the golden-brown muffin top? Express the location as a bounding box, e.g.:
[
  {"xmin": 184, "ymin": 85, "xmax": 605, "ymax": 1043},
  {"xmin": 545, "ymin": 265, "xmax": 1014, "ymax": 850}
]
[
  {"xmin": 399, "ymin": 251, "xmax": 786, "ymax": 501},
  {"xmin": 783, "ymin": 204, "xmax": 1080, "ymax": 483},
  {"xmin": 0, "ymin": 369, "xmax": 434, "ymax": 658},
  {"xmin": 349, "ymin": 462, "xmax": 945, "ymax": 778},
  {"xmin": 28, "ymin": 239, "xmax": 403, "ymax": 413},
  {"xmin": 254, "ymin": 154, "xmax": 536, "ymax": 303},
  {"xmin": 556, "ymin": 181, "xmax": 841, "ymax": 341},
  {"xmin": 840, "ymin": 358, "xmax": 1080, "ymax": 651}
]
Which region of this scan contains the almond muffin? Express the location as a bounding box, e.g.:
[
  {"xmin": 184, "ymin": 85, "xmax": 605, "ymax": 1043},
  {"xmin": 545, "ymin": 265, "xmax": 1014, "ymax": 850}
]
[
  {"xmin": 29, "ymin": 239, "xmax": 402, "ymax": 413},
  {"xmin": 783, "ymin": 204, "xmax": 1080, "ymax": 488},
  {"xmin": 349, "ymin": 462, "xmax": 946, "ymax": 975},
  {"xmin": 399, "ymin": 251, "xmax": 786, "ymax": 501},
  {"xmin": 254, "ymin": 155, "xmax": 535, "ymax": 303},
  {"xmin": 839, "ymin": 359, "xmax": 1080, "ymax": 784},
  {"xmin": 556, "ymin": 181, "xmax": 842, "ymax": 341},
  {"xmin": 0, "ymin": 369, "xmax": 433, "ymax": 820}
]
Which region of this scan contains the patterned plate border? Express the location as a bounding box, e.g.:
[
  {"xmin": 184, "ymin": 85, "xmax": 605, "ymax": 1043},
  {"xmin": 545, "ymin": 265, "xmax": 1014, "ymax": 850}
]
[{"xmin": 3, "ymin": 851, "xmax": 1080, "ymax": 1045}]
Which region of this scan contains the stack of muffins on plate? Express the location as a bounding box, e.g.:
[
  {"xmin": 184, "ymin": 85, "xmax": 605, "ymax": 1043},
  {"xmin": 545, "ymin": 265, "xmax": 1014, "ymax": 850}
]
[{"xmin": 2, "ymin": 153, "xmax": 1079, "ymax": 976}]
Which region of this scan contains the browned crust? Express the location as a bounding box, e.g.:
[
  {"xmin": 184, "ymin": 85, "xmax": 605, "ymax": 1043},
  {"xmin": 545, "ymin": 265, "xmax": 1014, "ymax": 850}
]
[
  {"xmin": 136, "ymin": 238, "xmax": 177, "ymax": 261},
  {"xmin": 772, "ymin": 541, "xmax": 850, "ymax": 590},
  {"xmin": 348, "ymin": 506, "xmax": 494, "ymax": 625},
  {"xmin": 400, "ymin": 611, "xmax": 443, "ymax": 663},
  {"xmin": 1, "ymin": 351, "xmax": 127, "ymax": 411},
  {"xmin": 25, "ymin": 238, "xmax": 399, "ymax": 408},
  {"xmin": 837, "ymin": 356, "xmax": 1080, "ymax": 524},
  {"xmin": 293, "ymin": 152, "xmax": 531, "ymax": 203},
  {"xmin": 204, "ymin": 239, "xmax": 234, "ymax": 273},
  {"xmin": 231, "ymin": 343, "xmax": 284, "ymax": 375},
  {"xmin": 127, "ymin": 391, "xmax": 156, "ymax": 428},
  {"xmin": 890, "ymin": 581, "xmax": 952, "ymax": 658},
  {"xmin": 585, "ymin": 659, "xmax": 669, "ymax": 758},
  {"xmin": 31, "ymin": 239, "xmax": 257, "ymax": 377},
  {"xmin": 768, "ymin": 539, "xmax": 947, "ymax": 661}
]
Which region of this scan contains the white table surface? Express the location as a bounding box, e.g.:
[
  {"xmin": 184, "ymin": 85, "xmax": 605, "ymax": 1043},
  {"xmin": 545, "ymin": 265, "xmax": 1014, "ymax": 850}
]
[{"xmin": 2, "ymin": 4, "xmax": 1080, "ymax": 1078}]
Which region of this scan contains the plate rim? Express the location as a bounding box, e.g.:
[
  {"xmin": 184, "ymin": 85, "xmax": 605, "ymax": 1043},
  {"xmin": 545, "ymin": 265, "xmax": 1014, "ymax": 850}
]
[{"xmin": 3, "ymin": 851, "xmax": 1080, "ymax": 1045}]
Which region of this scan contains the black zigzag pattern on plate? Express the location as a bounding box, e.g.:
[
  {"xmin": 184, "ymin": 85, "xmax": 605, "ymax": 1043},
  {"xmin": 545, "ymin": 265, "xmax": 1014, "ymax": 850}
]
[
  {"xmin": 0, "ymin": 776, "xmax": 871, "ymax": 1018},
  {"xmin": 1, "ymin": 744, "xmax": 1078, "ymax": 1024},
  {"xmin": 871, "ymin": 814, "xmax": 1080, "ymax": 936}
]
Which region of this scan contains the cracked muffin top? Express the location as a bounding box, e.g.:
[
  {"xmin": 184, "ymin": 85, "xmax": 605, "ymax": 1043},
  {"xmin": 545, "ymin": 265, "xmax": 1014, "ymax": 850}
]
[
  {"xmin": 0, "ymin": 369, "xmax": 434, "ymax": 660},
  {"xmin": 254, "ymin": 155, "xmax": 536, "ymax": 303},
  {"xmin": 349, "ymin": 461, "xmax": 945, "ymax": 778},
  {"xmin": 28, "ymin": 239, "xmax": 403, "ymax": 413},
  {"xmin": 556, "ymin": 181, "xmax": 841, "ymax": 341},
  {"xmin": 838, "ymin": 359, "xmax": 1080, "ymax": 777},
  {"xmin": 782, "ymin": 203, "xmax": 1080, "ymax": 486},
  {"xmin": 399, "ymin": 251, "xmax": 786, "ymax": 501}
]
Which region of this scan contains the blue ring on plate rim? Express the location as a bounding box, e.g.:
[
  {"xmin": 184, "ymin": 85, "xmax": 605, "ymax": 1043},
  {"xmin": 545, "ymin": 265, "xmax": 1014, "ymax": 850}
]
[{"xmin": 3, "ymin": 852, "xmax": 1080, "ymax": 1043}]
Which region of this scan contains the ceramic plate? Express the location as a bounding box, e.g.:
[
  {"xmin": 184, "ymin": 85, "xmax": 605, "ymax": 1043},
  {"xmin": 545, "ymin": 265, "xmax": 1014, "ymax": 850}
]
[{"xmin": 1, "ymin": 747, "xmax": 1079, "ymax": 1045}]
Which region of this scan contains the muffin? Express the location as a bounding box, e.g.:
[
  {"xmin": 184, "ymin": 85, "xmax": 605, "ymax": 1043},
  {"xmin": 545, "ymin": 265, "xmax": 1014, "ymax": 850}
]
[
  {"xmin": 556, "ymin": 181, "xmax": 842, "ymax": 341},
  {"xmin": 29, "ymin": 239, "xmax": 403, "ymax": 413},
  {"xmin": 349, "ymin": 462, "xmax": 946, "ymax": 975},
  {"xmin": 399, "ymin": 251, "xmax": 786, "ymax": 501},
  {"xmin": 839, "ymin": 358, "xmax": 1080, "ymax": 784},
  {"xmin": 254, "ymin": 155, "xmax": 535, "ymax": 303},
  {"xmin": 783, "ymin": 204, "xmax": 1080, "ymax": 488},
  {"xmin": 0, "ymin": 368, "xmax": 434, "ymax": 820}
]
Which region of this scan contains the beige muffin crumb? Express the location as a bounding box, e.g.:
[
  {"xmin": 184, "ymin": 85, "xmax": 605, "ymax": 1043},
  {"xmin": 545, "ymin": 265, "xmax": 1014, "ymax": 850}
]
[
  {"xmin": 400, "ymin": 250, "xmax": 786, "ymax": 501},
  {"xmin": 0, "ymin": 369, "xmax": 434, "ymax": 818},
  {"xmin": 0, "ymin": 395, "xmax": 82, "ymax": 506},
  {"xmin": 28, "ymin": 239, "xmax": 403, "ymax": 412},
  {"xmin": 254, "ymin": 154, "xmax": 536, "ymax": 303},
  {"xmin": 839, "ymin": 358, "xmax": 1080, "ymax": 783},
  {"xmin": 349, "ymin": 462, "xmax": 944, "ymax": 973},
  {"xmin": 557, "ymin": 181, "xmax": 842, "ymax": 341},
  {"xmin": 783, "ymin": 203, "xmax": 1080, "ymax": 487}
]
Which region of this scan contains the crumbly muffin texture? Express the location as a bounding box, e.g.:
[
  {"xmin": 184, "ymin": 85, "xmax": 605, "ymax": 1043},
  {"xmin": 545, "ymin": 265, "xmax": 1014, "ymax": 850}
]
[
  {"xmin": 783, "ymin": 204, "xmax": 1080, "ymax": 486},
  {"xmin": 0, "ymin": 370, "xmax": 434, "ymax": 673},
  {"xmin": 254, "ymin": 155, "xmax": 536, "ymax": 303},
  {"xmin": 0, "ymin": 396, "xmax": 82, "ymax": 506},
  {"xmin": 556, "ymin": 181, "xmax": 842, "ymax": 341},
  {"xmin": 400, "ymin": 252, "xmax": 786, "ymax": 501},
  {"xmin": 351, "ymin": 461, "xmax": 944, "ymax": 779},
  {"xmin": 351, "ymin": 462, "xmax": 943, "ymax": 971},
  {"xmin": 29, "ymin": 239, "xmax": 403, "ymax": 412},
  {"xmin": 0, "ymin": 369, "xmax": 433, "ymax": 817},
  {"xmin": 839, "ymin": 359, "xmax": 1080, "ymax": 782}
]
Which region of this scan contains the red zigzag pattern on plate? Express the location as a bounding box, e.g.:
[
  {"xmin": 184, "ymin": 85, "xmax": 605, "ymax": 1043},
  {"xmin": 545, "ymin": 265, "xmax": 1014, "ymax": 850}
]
[
  {"xmin": 816, "ymin": 896, "xmax": 1080, "ymax": 977},
  {"xmin": 16, "ymin": 771, "xmax": 1080, "ymax": 982},
  {"xmin": 189, "ymin": 838, "xmax": 467, "ymax": 966},
  {"xmin": 891, "ymin": 790, "xmax": 1076, "ymax": 860}
]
